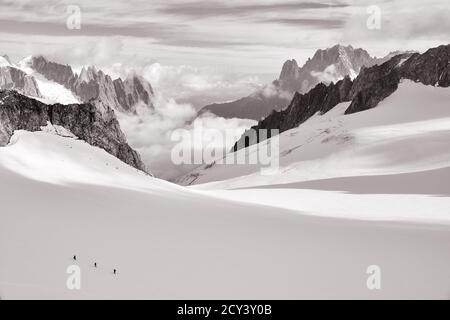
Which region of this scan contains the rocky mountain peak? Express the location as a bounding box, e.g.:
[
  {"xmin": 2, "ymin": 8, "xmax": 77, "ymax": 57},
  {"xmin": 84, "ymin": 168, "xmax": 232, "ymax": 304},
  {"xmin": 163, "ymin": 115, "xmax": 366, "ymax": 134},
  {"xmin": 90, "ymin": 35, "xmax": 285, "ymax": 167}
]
[
  {"xmin": 0, "ymin": 66, "xmax": 41, "ymax": 98},
  {"xmin": 200, "ymin": 44, "xmax": 387, "ymax": 121},
  {"xmin": 279, "ymin": 59, "xmax": 300, "ymax": 81},
  {"xmin": 312, "ymin": 44, "xmax": 351, "ymax": 60},
  {"xmin": 113, "ymin": 74, "xmax": 155, "ymax": 112},
  {"xmin": 25, "ymin": 56, "xmax": 155, "ymax": 114},
  {"xmin": 277, "ymin": 44, "xmax": 376, "ymax": 93},
  {"xmin": 30, "ymin": 55, "xmax": 77, "ymax": 88},
  {"xmin": 78, "ymin": 66, "xmax": 98, "ymax": 83}
]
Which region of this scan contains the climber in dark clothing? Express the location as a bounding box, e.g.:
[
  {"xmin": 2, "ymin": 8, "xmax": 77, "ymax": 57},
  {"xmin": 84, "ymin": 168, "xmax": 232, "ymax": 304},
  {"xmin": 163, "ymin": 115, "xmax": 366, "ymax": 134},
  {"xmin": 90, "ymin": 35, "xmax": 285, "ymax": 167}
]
[
  {"xmin": 94, "ymin": 262, "xmax": 97, "ymax": 268},
  {"xmin": 113, "ymin": 269, "xmax": 117, "ymax": 275},
  {"xmin": 73, "ymin": 255, "xmax": 77, "ymax": 261}
]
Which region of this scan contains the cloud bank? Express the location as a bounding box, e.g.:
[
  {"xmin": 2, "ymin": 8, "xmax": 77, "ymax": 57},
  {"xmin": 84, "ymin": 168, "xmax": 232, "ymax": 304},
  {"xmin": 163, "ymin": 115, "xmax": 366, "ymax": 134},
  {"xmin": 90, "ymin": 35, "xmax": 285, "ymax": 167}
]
[
  {"xmin": 3, "ymin": 0, "xmax": 448, "ymax": 76},
  {"xmin": 117, "ymin": 93, "xmax": 256, "ymax": 180},
  {"xmin": 141, "ymin": 63, "xmax": 269, "ymax": 109}
]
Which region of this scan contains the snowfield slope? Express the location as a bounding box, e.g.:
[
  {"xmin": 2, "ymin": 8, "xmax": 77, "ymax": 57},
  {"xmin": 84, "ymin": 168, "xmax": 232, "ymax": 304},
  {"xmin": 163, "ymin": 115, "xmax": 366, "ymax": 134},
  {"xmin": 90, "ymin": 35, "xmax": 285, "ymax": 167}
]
[
  {"xmin": 0, "ymin": 126, "xmax": 450, "ymax": 299},
  {"xmin": 17, "ymin": 57, "xmax": 80, "ymax": 105},
  {"xmin": 179, "ymin": 81, "xmax": 450, "ymax": 189},
  {"xmin": 178, "ymin": 81, "xmax": 450, "ymax": 224}
]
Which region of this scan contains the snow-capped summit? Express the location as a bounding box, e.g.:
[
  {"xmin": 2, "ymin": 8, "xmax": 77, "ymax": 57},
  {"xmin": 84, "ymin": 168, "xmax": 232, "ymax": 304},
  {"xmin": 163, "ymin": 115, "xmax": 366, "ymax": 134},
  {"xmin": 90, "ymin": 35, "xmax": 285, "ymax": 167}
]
[
  {"xmin": 28, "ymin": 56, "xmax": 155, "ymax": 114},
  {"xmin": 0, "ymin": 58, "xmax": 42, "ymax": 98},
  {"xmin": 13, "ymin": 55, "xmax": 80, "ymax": 105},
  {"xmin": 279, "ymin": 59, "xmax": 300, "ymax": 82},
  {"xmin": 78, "ymin": 65, "xmax": 98, "ymax": 83},
  {"xmin": 0, "ymin": 55, "xmax": 156, "ymax": 115}
]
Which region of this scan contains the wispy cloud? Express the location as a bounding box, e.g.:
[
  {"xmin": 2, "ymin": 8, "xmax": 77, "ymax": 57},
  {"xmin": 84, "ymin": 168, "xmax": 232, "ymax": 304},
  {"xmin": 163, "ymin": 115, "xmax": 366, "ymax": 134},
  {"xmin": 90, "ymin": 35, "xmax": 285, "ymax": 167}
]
[
  {"xmin": 159, "ymin": 1, "xmax": 349, "ymax": 18},
  {"xmin": 117, "ymin": 93, "xmax": 256, "ymax": 180},
  {"xmin": 155, "ymin": 38, "xmax": 262, "ymax": 49},
  {"xmin": 0, "ymin": 0, "xmax": 448, "ymax": 76},
  {"xmin": 0, "ymin": 18, "xmax": 181, "ymax": 38},
  {"xmin": 262, "ymin": 18, "xmax": 345, "ymax": 29}
]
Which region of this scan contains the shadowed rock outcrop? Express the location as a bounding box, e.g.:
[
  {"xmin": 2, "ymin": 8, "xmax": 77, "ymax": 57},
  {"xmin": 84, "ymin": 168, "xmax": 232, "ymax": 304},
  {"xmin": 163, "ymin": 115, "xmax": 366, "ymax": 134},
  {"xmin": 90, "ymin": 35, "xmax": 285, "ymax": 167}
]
[
  {"xmin": 232, "ymin": 76, "xmax": 353, "ymax": 151},
  {"xmin": 344, "ymin": 54, "xmax": 407, "ymax": 114},
  {"xmin": 345, "ymin": 45, "xmax": 449, "ymax": 114},
  {"xmin": 0, "ymin": 90, "xmax": 147, "ymax": 173}
]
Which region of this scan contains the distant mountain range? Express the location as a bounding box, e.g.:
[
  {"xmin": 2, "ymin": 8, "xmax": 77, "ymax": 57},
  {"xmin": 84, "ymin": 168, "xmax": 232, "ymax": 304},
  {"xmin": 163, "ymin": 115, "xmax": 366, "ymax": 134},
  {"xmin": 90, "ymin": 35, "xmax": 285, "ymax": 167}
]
[
  {"xmin": 199, "ymin": 45, "xmax": 413, "ymax": 121},
  {"xmin": 0, "ymin": 55, "xmax": 42, "ymax": 98},
  {"xmin": 0, "ymin": 55, "xmax": 155, "ymax": 173},
  {"xmin": 0, "ymin": 55, "xmax": 155, "ymax": 116},
  {"xmin": 232, "ymin": 44, "xmax": 449, "ymax": 151},
  {"xmin": 176, "ymin": 44, "xmax": 450, "ymax": 186},
  {"xmin": 2, "ymin": 45, "xmax": 446, "ymax": 183}
]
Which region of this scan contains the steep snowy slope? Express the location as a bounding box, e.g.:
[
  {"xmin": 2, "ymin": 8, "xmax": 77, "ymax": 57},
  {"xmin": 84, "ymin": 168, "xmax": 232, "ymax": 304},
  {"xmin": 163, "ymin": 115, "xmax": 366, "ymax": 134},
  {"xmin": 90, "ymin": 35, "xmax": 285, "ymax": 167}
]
[
  {"xmin": 0, "ymin": 129, "xmax": 159, "ymax": 190},
  {"xmin": 1, "ymin": 128, "xmax": 450, "ymax": 299},
  {"xmin": 17, "ymin": 57, "xmax": 80, "ymax": 104},
  {"xmin": 179, "ymin": 81, "xmax": 450, "ymax": 189},
  {"xmin": 0, "ymin": 56, "xmax": 42, "ymax": 98},
  {"xmin": 31, "ymin": 74, "xmax": 80, "ymax": 105}
]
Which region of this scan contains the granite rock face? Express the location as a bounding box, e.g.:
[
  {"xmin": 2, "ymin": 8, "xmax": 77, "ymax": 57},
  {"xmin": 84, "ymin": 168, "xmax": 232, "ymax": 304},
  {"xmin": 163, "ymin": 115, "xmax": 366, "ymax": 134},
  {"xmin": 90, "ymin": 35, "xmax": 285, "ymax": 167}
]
[
  {"xmin": 233, "ymin": 44, "xmax": 450, "ymax": 151},
  {"xmin": 113, "ymin": 75, "xmax": 154, "ymax": 112},
  {"xmin": 28, "ymin": 56, "xmax": 154, "ymax": 114},
  {"xmin": 277, "ymin": 44, "xmax": 376, "ymax": 93},
  {"xmin": 344, "ymin": 54, "xmax": 408, "ymax": 114},
  {"xmin": 31, "ymin": 55, "xmax": 77, "ymax": 88},
  {"xmin": 0, "ymin": 66, "xmax": 42, "ymax": 97},
  {"xmin": 346, "ymin": 45, "xmax": 449, "ymax": 114},
  {"xmin": 278, "ymin": 59, "xmax": 301, "ymax": 89},
  {"xmin": 399, "ymin": 45, "xmax": 450, "ymax": 87},
  {"xmin": 0, "ymin": 90, "xmax": 147, "ymax": 173}
]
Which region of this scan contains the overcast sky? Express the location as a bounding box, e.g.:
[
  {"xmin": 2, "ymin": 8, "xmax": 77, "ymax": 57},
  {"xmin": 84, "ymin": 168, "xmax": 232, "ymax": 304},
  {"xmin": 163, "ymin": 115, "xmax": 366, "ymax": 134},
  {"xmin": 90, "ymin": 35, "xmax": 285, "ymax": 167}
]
[
  {"xmin": 1, "ymin": 0, "xmax": 448, "ymax": 71},
  {"xmin": 0, "ymin": 0, "xmax": 449, "ymax": 107}
]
